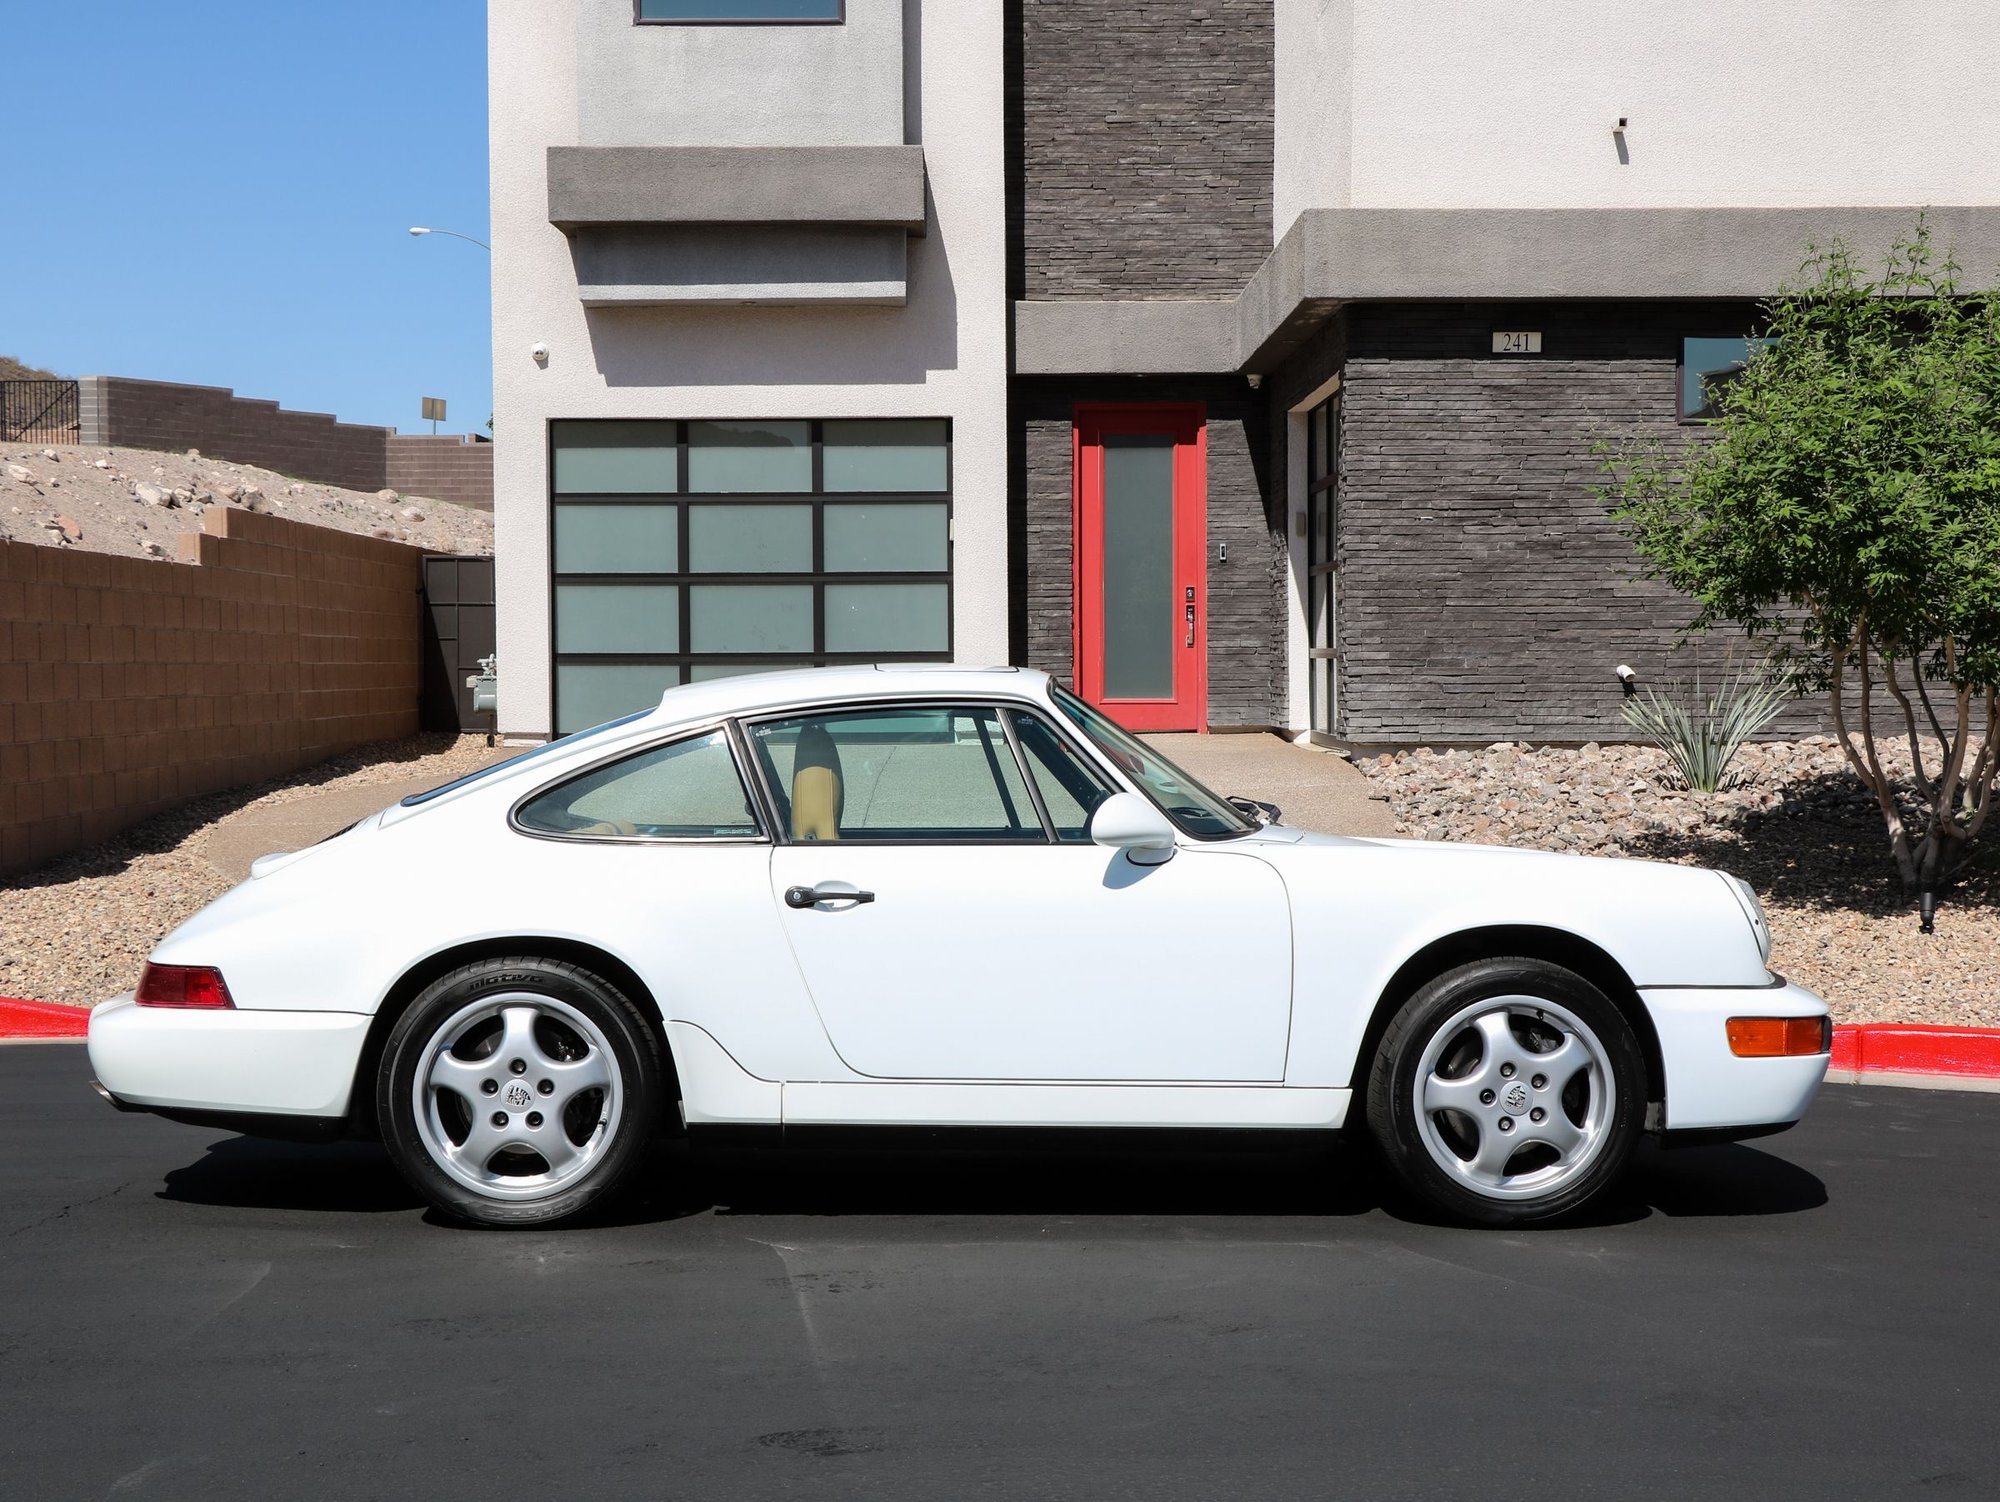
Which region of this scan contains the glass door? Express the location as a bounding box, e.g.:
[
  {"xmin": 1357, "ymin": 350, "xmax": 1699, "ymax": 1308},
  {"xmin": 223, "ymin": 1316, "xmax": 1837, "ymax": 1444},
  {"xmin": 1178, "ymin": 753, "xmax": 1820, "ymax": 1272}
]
[
  {"xmin": 1306, "ymin": 394, "xmax": 1339, "ymax": 740},
  {"xmin": 1073, "ymin": 405, "xmax": 1207, "ymax": 733}
]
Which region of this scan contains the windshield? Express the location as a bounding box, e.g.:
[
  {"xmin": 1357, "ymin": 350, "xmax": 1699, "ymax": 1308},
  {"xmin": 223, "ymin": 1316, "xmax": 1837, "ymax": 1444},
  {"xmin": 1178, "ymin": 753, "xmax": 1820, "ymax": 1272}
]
[
  {"xmin": 1052, "ymin": 687, "xmax": 1253, "ymax": 839},
  {"xmin": 398, "ymin": 710, "xmax": 653, "ymax": 808}
]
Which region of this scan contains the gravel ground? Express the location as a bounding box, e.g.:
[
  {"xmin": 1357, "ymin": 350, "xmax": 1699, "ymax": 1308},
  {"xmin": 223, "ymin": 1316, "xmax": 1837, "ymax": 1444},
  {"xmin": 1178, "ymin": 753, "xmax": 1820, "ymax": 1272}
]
[
  {"xmin": 0, "ymin": 735, "xmax": 496, "ymax": 1007},
  {"xmin": 1358, "ymin": 737, "xmax": 2000, "ymax": 1027},
  {"xmin": 0, "ymin": 443, "xmax": 493, "ymax": 558}
]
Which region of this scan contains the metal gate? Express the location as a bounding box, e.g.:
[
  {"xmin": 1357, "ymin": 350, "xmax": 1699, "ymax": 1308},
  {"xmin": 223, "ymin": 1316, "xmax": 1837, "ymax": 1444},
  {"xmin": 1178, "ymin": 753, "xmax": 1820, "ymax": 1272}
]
[
  {"xmin": 421, "ymin": 555, "xmax": 497, "ymax": 733},
  {"xmin": 1, "ymin": 380, "xmax": 80, "ymax": 444}
]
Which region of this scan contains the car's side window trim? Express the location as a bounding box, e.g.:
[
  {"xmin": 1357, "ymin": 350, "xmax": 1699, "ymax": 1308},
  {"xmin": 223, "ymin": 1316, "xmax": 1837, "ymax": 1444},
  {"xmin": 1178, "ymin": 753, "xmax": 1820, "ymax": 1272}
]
[
  {"xmin": 740, "ymin": 697, "xmax": 1057, "ymax": 847},
  {"xmin": 996, "ymin": 707, "xmax": 1058, "ymax": 840},
  {"xmin": 1002, "ymin": 706, "xmax": 1117, "ymax": 843},
  {"xmin": 507, "ymin": 719, "xmax": 771, "ymax": 845}
]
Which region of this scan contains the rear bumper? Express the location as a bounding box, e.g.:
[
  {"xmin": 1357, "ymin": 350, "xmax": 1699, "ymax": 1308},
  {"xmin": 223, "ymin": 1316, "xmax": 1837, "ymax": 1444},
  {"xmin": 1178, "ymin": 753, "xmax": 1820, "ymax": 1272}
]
[
  {"xmin": 87, "ymin": 993, "xmax": 371, "ymax": 1119},
  {"xmin": 1640, "ymin": 979, "xmax": 1831, "ymax": 1132}
]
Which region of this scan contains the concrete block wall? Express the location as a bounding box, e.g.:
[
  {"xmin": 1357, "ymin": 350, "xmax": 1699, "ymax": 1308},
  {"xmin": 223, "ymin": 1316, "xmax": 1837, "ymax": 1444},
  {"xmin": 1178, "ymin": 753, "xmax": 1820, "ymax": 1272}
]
[
  {"xmin": 385, "ymin": 436, "xmax": 495, "ymax": 512},
  {"xmin": 79, "ymin": 377, "xmax": 394, "ymax": 492},
  {"xmin": 76, "ymin": 378, "xmax": 495, "ymax": 509},
  {"xmin": 1015, "ymin": 377, "xmax": 1286, "ymax": 729},
  {"xmin": 0, "ymin": 510, "xmax": 425, "ymax": 876},
  {"xmin": 1011, "ymin": 0, "xmax": 1274, "ymax": 299},
  {"xmin": 1332, "ymin": 299, "xmax": 1821, "ymax": 744}
]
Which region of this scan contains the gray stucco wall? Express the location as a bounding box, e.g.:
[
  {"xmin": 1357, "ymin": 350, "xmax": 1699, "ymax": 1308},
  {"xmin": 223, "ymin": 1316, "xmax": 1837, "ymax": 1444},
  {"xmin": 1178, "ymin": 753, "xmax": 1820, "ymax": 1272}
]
[
  {"xmin": 577, "ymin": 0, "xmax": 904, "ymax": 147},
  {"xmin": 1332, "ymin": 300, "xmax": 1797, "ymax": 745},
  {"xmin": 1014, "ymin": 379, "xmax": 1286, "ymax": 729},
  {"xmin": 1010, "ymin": 0, "xmax": 1274, "ymax": 299}
]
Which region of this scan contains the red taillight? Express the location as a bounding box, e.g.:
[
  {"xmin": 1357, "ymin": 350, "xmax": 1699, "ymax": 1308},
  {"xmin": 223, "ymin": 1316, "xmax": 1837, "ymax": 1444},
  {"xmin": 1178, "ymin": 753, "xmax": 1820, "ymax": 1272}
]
[{"xmin": 135, "ymin": 964, "xmax": 236, "ymax": 1009}]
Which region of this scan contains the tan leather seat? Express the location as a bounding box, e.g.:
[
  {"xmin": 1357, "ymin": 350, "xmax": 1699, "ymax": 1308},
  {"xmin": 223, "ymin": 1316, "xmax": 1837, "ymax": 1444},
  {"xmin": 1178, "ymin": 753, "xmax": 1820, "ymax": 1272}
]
[{"xmin": 790, "ymin": 722, "xmax": 844, "ymax": 841}]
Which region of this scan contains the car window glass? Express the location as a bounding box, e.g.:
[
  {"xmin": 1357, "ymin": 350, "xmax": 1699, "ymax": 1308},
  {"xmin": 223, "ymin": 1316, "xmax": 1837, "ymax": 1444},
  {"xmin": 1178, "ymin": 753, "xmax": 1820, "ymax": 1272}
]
[
  {"xmin": 1052, "ymin": 686, "xmax": 1252, "ymax": 838},
  {"xmin": 516, "ymin": 730, "xmax": 761, "ymax": 839},
  {"xmin": 750, "ymin": 707, "xmax": 1043, "ymax": 843},
  {"xmin": 1009, "ymin": 711, "xmax": 1113, "ymax": 842}
]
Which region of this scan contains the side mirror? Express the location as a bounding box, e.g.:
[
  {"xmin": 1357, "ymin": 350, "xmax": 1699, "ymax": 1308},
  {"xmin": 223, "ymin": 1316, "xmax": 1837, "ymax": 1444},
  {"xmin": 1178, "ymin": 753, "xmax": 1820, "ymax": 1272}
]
[{"xmin": 1089, "ymin": 792, "xmax": 1178, "ymax": 865}]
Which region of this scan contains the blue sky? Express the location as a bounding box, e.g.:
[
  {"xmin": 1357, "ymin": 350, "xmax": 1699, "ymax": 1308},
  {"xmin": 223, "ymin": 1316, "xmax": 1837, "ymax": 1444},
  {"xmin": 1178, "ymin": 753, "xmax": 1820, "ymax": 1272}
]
[{"xmin": 2, "ymin": 1, "xmax": 490, "ymax": 436}]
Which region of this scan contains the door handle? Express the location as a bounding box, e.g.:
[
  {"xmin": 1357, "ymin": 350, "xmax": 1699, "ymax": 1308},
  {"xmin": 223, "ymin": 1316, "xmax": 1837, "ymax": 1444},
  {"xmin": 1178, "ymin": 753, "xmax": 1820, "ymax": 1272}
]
[
  {"xmin": 1185, "ymin": 601, "xmax": 1196, "ymax": 648},
  {"xmin": 785, "ymin": 882, "xmax": 876, "ymax": 910}
]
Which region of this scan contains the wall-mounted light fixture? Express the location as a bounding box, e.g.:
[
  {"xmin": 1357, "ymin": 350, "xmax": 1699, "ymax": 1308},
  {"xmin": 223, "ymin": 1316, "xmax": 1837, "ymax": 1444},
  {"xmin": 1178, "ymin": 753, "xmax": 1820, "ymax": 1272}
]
[
  {"xmin": 1615, "ymin": 663, "xmax": 1639, "ymax": 697},
  {"xmin": 1612, "ymin": 117, "xmax": 1631, "ymax": 165}
]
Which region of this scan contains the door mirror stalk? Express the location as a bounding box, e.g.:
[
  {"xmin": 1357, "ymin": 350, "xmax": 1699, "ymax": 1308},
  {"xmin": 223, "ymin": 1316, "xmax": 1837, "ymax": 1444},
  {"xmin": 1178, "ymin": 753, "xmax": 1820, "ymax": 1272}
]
[{"xmin": 1088, "ymin": 792, "xmax": 1178, "ymax": 865}]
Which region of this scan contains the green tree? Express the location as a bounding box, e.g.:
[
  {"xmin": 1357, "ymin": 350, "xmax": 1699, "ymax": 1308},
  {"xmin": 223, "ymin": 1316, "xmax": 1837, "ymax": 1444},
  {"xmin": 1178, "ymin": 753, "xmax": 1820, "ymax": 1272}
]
[{"xmin": 1600, "ymin": 220, "xmax": 2000, "ymax": 908}]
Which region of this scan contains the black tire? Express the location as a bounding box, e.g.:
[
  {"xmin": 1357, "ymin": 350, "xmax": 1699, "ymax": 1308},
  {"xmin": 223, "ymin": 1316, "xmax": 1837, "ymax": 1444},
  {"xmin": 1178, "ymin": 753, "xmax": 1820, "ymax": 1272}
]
[
  {"xmin": 378, "ymin": 956, "xmax": 664, "ymax": 1228},
  {"xmin": 1365, "ymin": 957, "xmax": 1645, "ymax": 1227}
]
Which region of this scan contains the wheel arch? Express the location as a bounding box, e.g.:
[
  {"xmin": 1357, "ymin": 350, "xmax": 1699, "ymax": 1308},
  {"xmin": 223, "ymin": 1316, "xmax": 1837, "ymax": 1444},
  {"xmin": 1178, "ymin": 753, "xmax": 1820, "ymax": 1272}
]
[
  {"xmin": 1352, "ymin": 925, "xmax": 1665, "ymax": 1111},
  {"xmin": 345, "ymin": 937, "xmax": 681, "ymax": 1140}
]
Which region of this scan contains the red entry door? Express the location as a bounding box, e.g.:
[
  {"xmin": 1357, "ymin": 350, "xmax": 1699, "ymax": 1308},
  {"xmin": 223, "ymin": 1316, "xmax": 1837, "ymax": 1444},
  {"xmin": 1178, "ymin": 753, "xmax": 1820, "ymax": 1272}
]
[{"xmin": 1073, "ymin": 404, "xmax": 1207, "ymax": 732}]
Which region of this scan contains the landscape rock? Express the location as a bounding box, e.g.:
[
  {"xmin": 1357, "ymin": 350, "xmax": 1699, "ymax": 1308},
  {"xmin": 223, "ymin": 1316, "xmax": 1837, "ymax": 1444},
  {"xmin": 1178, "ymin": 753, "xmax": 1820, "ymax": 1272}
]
[
  {"xmin": 6, "ymin": 464, "xmax": 33, "ymax": 483},
  {"xmin": 133, "ymin": 482, "xmax": 170, "ymax": 507},
  {"xmin": 377, "ymin": 489, "xmax": 400, "ymax": 504},
  {"xmin": 47, "ymin": 514, "xmax": 82, "ymax": 543},
  {"xmin": 398, "ymin": 505, "xmax": 425, "ymax": 523}
]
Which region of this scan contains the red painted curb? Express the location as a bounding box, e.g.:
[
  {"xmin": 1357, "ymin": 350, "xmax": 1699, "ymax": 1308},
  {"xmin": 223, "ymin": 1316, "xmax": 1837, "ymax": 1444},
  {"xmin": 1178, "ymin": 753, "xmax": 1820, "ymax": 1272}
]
[
  {"xmin": 1831, "ymin": 1023, "xmax": 2000, "ymax": 1078},
  {"xmin": 1, "ymin": 999, "xmax": 1996, "ymax": 1076},
  {"xmin": 0, "ymin": 997, "xmax": 91, "ymax": 1039}
]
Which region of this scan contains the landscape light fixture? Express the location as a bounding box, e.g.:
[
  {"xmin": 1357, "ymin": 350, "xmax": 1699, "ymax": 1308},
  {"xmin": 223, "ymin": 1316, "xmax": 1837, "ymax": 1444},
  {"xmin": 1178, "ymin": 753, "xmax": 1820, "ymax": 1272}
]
[{"xmin": 408, "ymin": 226, "xmax": 491, "ymax": 252}]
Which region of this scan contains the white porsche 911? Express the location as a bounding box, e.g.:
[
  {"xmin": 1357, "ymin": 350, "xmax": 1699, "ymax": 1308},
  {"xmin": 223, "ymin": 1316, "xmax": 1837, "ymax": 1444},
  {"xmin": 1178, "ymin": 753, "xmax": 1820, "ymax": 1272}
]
[{"xmin": 88, "ymin": 666, "xmax": 1830, "ymax": 1228}]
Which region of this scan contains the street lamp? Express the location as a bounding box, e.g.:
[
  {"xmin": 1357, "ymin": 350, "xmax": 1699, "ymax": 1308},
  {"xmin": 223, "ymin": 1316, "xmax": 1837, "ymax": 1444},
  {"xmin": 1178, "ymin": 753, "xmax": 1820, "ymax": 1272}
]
[{"xmin": 408, "ymin": 226, "xmax": 490, "ymax": 251}]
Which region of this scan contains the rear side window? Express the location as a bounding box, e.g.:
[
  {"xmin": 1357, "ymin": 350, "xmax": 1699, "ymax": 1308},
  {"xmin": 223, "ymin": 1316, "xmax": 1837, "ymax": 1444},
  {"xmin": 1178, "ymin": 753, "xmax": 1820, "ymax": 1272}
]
[{"xmin": 515, "ymin": 730, "xmax": 762, "ymax": 840}]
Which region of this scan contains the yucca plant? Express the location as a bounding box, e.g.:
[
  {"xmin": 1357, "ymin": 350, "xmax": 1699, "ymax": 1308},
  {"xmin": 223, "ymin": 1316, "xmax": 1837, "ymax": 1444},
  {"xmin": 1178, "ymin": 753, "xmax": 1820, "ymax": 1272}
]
[{"xmin": 1621, "ymin": 661, "xmax": 1790, "ymax": 792}]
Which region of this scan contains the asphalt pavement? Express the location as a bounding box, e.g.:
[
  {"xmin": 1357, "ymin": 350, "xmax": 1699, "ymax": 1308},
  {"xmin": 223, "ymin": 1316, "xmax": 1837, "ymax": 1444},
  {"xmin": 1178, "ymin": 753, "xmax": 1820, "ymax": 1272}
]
[{"xmin": 2, "ymin": 1043, "xmax": 1995, "ymax": 1500}]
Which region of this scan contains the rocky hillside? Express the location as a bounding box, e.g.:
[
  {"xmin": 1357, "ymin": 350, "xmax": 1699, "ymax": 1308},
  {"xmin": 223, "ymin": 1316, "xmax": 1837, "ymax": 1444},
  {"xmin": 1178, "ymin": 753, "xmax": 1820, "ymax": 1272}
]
[
  {"xmin": 0, "ymin": 442, "xmax": 493, "ymax": 558},
  {"xmin": 0, "ymin": 354, "xmax": 61, "ymax": 381}
]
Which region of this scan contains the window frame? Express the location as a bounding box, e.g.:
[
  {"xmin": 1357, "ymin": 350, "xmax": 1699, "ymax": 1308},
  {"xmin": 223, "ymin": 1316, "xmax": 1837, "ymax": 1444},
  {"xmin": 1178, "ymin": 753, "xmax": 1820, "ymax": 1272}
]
[
  {"xmin": 737, "ymin": 697, "xmax": 1071, "ymax": 847},
  {"xmin": 547, "ymin": 417, "xmax": 954, "ymax": 736},
  {"xmin": 1678, "ymin": 334, "xmax": 1775, "ymax": 425},
  {"xmin": 507, "ymin": 718, "xmax": 772, "ymax": 847},
  {"xmin": 633, "ymin": 0, "xmax": 844, "ymax": 25}
]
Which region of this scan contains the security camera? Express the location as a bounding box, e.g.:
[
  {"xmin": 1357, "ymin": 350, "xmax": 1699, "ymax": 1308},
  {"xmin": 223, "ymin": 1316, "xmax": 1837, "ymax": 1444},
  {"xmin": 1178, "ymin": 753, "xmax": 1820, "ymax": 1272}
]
[{"xmin": 530, "ymin": 342, "xmax": 550, "ymax": 364}]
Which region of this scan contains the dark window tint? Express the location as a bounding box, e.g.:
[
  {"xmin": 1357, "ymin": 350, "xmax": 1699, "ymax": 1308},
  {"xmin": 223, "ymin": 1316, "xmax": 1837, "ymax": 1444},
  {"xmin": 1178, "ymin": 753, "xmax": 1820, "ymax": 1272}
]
[{"xmin": 516, "ymin": 730, "xmax": 761, "ymax": 839}]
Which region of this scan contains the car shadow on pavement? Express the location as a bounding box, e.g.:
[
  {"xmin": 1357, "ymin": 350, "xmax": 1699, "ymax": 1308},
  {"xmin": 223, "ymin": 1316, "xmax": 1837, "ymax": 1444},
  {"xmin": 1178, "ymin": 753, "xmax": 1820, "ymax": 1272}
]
[
  {"xmin": 152, "ymin": 1133, "xmax": 1827, "ymax": 1230},
  {"xmin": 160, "ymin": 1136, "xmax": 425, "ymax": 1215}
]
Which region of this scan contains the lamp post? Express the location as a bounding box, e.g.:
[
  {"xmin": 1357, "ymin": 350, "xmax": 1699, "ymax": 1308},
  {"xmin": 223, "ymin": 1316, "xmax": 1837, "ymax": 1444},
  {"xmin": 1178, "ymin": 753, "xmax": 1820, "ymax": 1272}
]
[{"xmin": 408, "ymin": 226, "xmax": 490, "ymax": 252}]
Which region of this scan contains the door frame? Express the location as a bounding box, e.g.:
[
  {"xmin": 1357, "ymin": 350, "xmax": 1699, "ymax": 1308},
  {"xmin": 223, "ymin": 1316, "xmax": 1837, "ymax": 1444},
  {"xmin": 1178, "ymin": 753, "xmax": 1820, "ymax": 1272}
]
[{"xmin": 1071, "ymin": 403, "xmax": 1207, "ymax": 732}]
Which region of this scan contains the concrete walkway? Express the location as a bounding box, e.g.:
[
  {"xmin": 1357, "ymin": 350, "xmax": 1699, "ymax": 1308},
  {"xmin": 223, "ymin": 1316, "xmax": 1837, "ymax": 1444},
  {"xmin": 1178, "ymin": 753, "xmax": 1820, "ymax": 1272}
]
[
  {"xmin": 201, "ymin": 747, "xmax": 520, "ymax": 883},
  {"xmin": 1145, "ymin": 732, "xmax": 1396, "ymax": 837}
]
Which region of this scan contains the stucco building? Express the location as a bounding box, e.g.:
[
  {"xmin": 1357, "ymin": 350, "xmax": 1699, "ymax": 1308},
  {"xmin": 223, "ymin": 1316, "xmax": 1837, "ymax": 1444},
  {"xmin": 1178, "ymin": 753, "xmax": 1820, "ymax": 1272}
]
[{"xmin": 490, "ymin": 0, "xmax": 2000, "ymax": 743}]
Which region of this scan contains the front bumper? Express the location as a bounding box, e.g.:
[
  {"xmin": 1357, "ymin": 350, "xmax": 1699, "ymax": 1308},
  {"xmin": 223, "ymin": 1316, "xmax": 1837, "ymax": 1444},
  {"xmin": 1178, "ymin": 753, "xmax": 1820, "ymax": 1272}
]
[
  {"xmin": 88, "ymin": 993, "xmax": 371, "ymax": 1119},
  {"xmin": 1640, "ymin": 979, "xmax": 1830, "ymax": 1132}
]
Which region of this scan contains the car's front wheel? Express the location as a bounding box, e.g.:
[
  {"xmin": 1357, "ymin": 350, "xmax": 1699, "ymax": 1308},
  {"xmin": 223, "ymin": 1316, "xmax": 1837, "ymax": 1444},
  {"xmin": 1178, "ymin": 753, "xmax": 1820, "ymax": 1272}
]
[
  {"xmin": 1366, "ymin": 958, "xmax": 1645, "ymax": 1227},
  {"xmin": 378, "ymin": 957, "xmax": 663, "ymax": 1227}
]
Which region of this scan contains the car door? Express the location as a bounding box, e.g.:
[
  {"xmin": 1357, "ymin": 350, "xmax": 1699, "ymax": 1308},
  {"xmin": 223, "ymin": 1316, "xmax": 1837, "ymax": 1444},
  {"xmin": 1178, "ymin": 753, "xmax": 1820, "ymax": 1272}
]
[{"xmin": 751, "ymin": 702, "xmax": 1294, "ymax": 1083}]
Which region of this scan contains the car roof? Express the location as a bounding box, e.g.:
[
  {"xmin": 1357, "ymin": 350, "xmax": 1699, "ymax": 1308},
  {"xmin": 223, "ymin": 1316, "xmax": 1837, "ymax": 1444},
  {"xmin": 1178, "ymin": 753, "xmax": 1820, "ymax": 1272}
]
[{"xmin": 644, "ymin": 663, "xmax": 1052, "ymax": 731}]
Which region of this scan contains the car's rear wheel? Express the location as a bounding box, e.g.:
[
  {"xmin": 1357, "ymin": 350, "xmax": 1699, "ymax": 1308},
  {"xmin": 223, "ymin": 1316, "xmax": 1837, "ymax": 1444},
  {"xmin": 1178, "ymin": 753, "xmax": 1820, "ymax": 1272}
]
[
  {"xmin": 1366, "ymin": 957, "xmax": 1644, "ymax": 1227},
  {"xmin": 378, "ymin": 957, "xmax": 663, "ymax": 1227}
]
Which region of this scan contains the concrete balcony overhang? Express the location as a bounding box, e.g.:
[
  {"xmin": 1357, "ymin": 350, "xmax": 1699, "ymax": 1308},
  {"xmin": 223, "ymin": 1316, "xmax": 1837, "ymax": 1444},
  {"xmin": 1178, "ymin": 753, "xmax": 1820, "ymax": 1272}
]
[
  {"xmin": 1013, "ymin": 204, "xmax": 2000, "ymax": 377},
  {"xmin": 549, "ymin": 145, "xmax": 927, "ymax": 307}
]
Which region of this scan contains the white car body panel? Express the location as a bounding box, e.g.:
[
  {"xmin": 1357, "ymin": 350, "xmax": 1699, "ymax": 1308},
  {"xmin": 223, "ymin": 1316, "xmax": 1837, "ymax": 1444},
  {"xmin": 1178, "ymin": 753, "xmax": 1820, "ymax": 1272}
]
[
  {"xmin": 1641, "ymin": 982, "xmax": 1828, "ymax": 1129},
  {"xmin": 93, "ymin": 665, "xmax": 1830, "ymax": 1141},
  {"xmin": 769, "ymin": 842, "xmax": 1292, "ymax": 1081},
  {"xmin": 89, "ymin": 993, "xmax": 369, "ymax": 1117}
]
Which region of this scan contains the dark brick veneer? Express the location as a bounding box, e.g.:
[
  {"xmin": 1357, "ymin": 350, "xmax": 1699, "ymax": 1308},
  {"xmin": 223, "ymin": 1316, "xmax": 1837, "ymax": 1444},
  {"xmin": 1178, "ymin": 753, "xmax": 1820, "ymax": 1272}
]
[
  {"xmin": 1009, "ymin": 0, "xmax": 1274, "ymax": 300},
  {"xmin": 1329, "ymin": 300, "xmax": 1791, "ymax": 744},
  {"xmin": 1013, "ymin": 377, "xmax": 1286, "ymax": 729}
]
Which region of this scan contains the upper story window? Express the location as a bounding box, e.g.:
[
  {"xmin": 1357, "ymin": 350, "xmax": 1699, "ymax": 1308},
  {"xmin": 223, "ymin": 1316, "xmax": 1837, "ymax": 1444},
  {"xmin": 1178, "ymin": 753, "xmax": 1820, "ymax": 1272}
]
[
  {"xmin": 1680, "ymin": 336, "xmax": 1775, "ymax": 422},
  {"xmin": 636, "ymin": 0, "xmax": 843, "ymax": 21}
]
